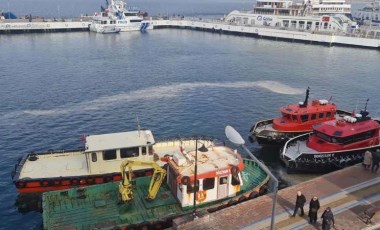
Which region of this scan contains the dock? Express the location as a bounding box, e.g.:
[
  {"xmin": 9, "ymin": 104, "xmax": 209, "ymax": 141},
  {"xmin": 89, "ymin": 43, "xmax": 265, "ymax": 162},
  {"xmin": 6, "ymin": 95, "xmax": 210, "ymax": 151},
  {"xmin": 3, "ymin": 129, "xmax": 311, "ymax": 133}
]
[
  {"xmin": 173, "ymin": 164, "xmax": 380, "ymax": 229},
  {"xmin": 1, "ymin": 17, "xmax": 380, "ymax": 49}
]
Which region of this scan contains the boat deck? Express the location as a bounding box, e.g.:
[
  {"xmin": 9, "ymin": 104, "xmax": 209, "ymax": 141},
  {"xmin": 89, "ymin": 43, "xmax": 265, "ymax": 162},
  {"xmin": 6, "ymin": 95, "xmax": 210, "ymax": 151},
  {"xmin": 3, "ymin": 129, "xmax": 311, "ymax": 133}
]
[
  {"xmin": 283, "ymin": 140, "xmax": 317, "ymax": 160},
  {"xmin": 19, "ymin": 150, "xmax": 89, "ymax": 179},
  {"xmin": 42, "ymin": 159, "xmax": 268, "ymax": 229}
]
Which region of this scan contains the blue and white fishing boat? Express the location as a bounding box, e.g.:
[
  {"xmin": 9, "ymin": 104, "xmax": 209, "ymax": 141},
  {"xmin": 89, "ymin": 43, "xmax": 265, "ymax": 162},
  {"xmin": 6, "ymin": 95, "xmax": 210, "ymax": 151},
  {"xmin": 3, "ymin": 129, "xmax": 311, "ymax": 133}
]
[{"xmin": 89, "ymin": 0, "xmax": 152, "ymax": 33}]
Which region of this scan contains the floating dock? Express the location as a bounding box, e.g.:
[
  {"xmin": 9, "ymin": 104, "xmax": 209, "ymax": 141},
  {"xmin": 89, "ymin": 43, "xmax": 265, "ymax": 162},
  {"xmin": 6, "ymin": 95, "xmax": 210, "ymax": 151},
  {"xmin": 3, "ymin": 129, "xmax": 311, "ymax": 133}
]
[{"xmin": 173, "ymin": 164, "xmax": 380, "ymax": 229}]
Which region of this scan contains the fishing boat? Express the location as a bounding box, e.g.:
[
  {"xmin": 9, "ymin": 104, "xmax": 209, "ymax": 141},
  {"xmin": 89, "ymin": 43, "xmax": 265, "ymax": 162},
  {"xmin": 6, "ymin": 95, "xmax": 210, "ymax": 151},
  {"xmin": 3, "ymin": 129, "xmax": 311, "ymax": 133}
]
[
  {"xmin": 11, "ymin": 129, "xmax": 214, "ymax": 193},
  {"xmin": 89, "ymin": 0, "xmax": 152, "ymax": 33},
  {"xmin": 224, "ymin": 0, "xmax": 355, "ymax": 33},
  {"xmin": 250, "ymin": 87, "xmax": 351, "ymax": 145},
  {"xmin": 42, "ymin": 141, "xmax": 269, "ymax": 229},
  {"xmin": 280, "ymin": 99, "xmax": 380, "ymax": 173}
]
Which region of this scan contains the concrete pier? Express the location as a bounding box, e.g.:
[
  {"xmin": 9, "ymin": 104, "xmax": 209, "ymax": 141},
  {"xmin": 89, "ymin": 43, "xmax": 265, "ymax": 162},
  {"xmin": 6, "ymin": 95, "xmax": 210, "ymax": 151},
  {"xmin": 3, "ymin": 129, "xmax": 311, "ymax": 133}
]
[{"xmin": 174, "ymin": 164, "xmax": 380, "ymax": 229}]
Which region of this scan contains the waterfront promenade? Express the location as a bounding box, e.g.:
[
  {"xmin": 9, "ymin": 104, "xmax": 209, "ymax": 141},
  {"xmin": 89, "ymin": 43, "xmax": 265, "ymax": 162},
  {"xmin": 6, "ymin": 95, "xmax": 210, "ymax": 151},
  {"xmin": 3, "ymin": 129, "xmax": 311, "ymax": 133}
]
[{"xmin": 174, "ymin": 164, "xmax": 380, "ymax": 229}]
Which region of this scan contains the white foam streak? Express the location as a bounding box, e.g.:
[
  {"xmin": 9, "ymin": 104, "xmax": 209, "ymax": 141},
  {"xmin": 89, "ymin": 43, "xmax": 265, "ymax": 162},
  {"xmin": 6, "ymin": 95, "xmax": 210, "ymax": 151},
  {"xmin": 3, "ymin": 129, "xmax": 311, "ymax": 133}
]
[{"xmin": 21, "ymin": 81, "xmax": 303, "ymax": 117}]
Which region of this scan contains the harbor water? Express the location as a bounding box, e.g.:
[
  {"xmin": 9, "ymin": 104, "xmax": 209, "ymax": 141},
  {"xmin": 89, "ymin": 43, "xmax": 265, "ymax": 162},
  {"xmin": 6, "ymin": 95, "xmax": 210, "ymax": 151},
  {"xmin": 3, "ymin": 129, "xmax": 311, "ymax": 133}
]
[{"xmin": 1, "ymin": 0, "xmax": 380, "ymax": 229}]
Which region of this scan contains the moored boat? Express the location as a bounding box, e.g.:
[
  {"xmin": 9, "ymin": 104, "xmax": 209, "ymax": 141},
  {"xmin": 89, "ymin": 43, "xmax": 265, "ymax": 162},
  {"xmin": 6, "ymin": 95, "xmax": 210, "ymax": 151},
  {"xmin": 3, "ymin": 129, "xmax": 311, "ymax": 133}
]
[
  {"xmin": 280, "ymin": 99, "xmax": 380, "ymax": 173},
  {"xmin": 250, "ymin": 87, "xmax": 351, "ymax": 145},
  {"xmin": 11, "ymin": 129, "xmax": 214, "ymax": 193},
  {"xmin": 42, "ymin": 141, "xmax": 269, "ymax": 229},
  {"xmin": 224, "ymin": 0, "xmax": 356, "ymax": 33},
  {"xmin": 89, "ymin": 0, "xmax": 152, "ymax": 33}
]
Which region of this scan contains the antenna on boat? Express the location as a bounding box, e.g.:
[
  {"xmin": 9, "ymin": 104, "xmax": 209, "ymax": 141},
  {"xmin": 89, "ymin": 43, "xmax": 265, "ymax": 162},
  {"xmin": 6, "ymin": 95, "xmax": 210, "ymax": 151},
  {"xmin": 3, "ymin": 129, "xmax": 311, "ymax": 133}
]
[{"xmin": 300, "ymin": 87, "xmax": 310, "ymax": 108}]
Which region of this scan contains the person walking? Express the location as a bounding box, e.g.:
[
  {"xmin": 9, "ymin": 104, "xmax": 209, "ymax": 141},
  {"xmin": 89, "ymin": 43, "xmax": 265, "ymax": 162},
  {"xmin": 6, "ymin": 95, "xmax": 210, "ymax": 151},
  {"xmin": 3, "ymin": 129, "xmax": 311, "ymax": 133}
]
[
  {"xmin": 321, "ymin": 207, "xmax": 335, "ymax": 230},
  {"xmin": 292, "ymin": 191, "xmax": 306, "ymax": 217},
  {"xmin": 308, "ymin": 196, "xmax": 320, "ymax": 224},
  {"xmin": 363, "ymin": 150, "xmax": 372, "ymax": 170},
  {"xmin": 371, "ymin": 149, "xmax": 380, "ymax": 173}
]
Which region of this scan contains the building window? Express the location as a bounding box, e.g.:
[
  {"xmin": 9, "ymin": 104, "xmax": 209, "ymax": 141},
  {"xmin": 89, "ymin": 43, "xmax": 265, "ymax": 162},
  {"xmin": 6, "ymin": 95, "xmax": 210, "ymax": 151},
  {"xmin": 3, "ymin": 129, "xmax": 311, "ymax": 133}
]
[
  {"xmin": 103, "ymin": 150, "xmax": 117, "ymax": 160},
  {"xmin": 120, "ymin": 147, "xmax": 139, "ymax": 158}
]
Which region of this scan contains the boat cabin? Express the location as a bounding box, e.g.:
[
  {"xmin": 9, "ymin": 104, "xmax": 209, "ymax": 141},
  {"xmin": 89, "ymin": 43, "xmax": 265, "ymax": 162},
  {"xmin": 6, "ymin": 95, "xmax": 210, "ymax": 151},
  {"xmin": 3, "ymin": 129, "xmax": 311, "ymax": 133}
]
[
  {"xmin": 307, "ymin": 112, "xmax": 380, "ymax": 152},
  {"xmin": 84, "ymin": 130, "xmax": 155, "ymax": 174},
  {"xmin": 165, "ymin": 145, "xmax": 244, "ymax": 207},
  {"xmin": 273, "ymin": 99, "xmax": 337, "ymax": 131}
]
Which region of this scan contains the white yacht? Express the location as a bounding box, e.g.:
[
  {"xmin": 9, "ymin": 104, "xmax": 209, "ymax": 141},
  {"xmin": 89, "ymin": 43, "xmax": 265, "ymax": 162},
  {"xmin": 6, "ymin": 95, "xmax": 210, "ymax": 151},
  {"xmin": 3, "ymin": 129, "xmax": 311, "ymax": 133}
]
[
  {"xmin": 224, "ymin": 0, "xmax": 355, "ymax": 33},
  {"xmin": 89, "ymin": 0, "xmax": 153, "ymax": 33}
]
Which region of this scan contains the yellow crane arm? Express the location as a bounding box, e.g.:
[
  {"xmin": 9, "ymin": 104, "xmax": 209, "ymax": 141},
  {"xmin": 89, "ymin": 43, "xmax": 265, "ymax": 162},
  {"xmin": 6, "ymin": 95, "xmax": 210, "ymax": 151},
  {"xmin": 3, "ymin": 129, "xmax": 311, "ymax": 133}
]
[{"xmin": 119, "ymin": 159, "xmax": 166, "ymax": 203}]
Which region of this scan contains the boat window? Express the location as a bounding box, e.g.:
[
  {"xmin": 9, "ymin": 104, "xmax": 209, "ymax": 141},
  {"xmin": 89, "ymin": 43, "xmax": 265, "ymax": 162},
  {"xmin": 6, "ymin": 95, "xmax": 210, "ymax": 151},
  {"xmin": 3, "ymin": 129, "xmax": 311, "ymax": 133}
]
[
  {"xmin": 91, "ymin": 152, "xmax": 97, "ymax": 162},
  {"xmin": 130, "ymin": 19, "xmax": 142, "ymax": 23},
  {"xmin": 326, "ymin": 112, "xmax": 332, "ymax": 118},
  {"xmin": 315, "ymin": 131, "xmax": 331, "ymax": 142},
  {"xmin": 203, "ymin": 178, "xmax": 215, "ymax": 190},
  {"xmin": 120, "ymin": 147, "xmax": 139, "ymax": 158},
  {"xmin": 352, "ymin": 130, "xmax": 376, "ymax": 142},
  {"xmin": 141, "ymin": 147, "xmax": 147, "ymax": 155},
  {"xmin": 282, "ymin": 113, "xmax": 291, "ymax": 119},
  {"xmin": 311, "ymin": 114, "xmax": 317, "ymax": 120},
  {"xmin": 319, "ymin": 113, "xmax": 324, "ymax": 119},
  {"xmin": 231, "ymin": 174, "xmax": 241, "ymax": 186},
  {"xmin": 187, "ymin": 180, "xmax": 199, "ymax": 194},
  {"xmin": 219, "ymin": 177, "xmax": 228, "ymax": 185},
  {"xmin": 148, "ymin": 146, "xmax": 154, "ymax": 155},
  {"xmin": 301, "ymin": 115, "xmax": 308, "ymax": 122},
  {"xmin": 333, "ymin": 131, "xmax": 343, "ymax": 137},
  {"xmin": 292, "ymin": 115, "xmax": 298, "ymax": 121},
  {"xmin": 103, "ymin": 150, "xmax": 117, "ymax": 160}
]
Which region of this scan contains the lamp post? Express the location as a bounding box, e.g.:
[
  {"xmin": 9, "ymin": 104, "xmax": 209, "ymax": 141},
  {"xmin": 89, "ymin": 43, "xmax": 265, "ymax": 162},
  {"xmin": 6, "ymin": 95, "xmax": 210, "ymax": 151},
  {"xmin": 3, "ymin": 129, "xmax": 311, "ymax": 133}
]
[
  {"xmin": 225, "ymin": 126, "xmax": 278, "ymax": 230},
  {"xmin": 192, "ymin": 139, "xmax": 208, "ymax": 219},
  {"xmin": 192, "ymin": 140, "xmax": 198, "ymax": 218}
]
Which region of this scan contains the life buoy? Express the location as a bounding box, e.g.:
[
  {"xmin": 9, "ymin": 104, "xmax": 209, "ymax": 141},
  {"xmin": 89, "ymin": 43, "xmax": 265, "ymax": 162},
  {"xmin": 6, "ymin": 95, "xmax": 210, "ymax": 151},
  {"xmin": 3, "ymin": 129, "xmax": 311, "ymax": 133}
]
[
  {"xmin": 181, "ymin": 176, "xmax": 190, "ymax": 185},
  {"xmin": 230, "ymin": 165, "xmax": 239, "ymax": 175},
  {"xmin": 195, "ymin": 190, "xmax": 207, "ymax": 202}
]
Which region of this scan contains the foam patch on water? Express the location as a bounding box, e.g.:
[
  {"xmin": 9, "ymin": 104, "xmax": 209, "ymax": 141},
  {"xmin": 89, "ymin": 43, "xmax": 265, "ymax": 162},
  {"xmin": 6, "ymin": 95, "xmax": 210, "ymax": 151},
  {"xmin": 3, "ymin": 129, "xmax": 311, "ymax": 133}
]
[{"xmin": 20, "ymin": 81, "xmax": 303, "ymax": 116}]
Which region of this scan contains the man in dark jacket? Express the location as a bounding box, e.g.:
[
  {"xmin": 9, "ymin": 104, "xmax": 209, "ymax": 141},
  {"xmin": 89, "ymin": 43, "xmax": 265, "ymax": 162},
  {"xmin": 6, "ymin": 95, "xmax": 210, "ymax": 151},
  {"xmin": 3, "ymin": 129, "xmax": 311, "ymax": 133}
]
[
  {"xmin": 308, "ymin": 196, "xmax": 320, "ymax": 224},
  {"xmin": 321, "ymin": 207, "xmax": 335, "ymax": 230},
  {"xmin": 292, "ymin": 191, "xmax": 306, "ymax": 217}
]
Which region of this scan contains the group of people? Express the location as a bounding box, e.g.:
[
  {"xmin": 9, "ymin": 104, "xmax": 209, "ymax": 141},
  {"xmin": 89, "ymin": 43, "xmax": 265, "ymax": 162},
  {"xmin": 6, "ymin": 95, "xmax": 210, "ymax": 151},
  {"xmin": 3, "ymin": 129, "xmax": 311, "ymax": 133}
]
[
  {"xmin": 291, "ymin": 191, "xmax": 335, "ymax": 230},
  {"xmin": 363, "ymin": 149, "xmax": 380, "ymax": 173}
]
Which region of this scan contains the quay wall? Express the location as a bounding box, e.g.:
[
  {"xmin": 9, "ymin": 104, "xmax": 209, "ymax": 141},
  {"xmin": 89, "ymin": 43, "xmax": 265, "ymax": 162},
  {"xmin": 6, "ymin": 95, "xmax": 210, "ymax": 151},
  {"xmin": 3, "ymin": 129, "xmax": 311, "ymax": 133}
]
[
  {"xmin": 0, "ymin": 19, "xmax": 90, "ymax": 34},
  {"xmin": 1, "ymin": 18, "xmax": 379, "ymax": 49},
  {"xmin": 152, "ymin": 19, "xmax": 380, "ymax": 49}
]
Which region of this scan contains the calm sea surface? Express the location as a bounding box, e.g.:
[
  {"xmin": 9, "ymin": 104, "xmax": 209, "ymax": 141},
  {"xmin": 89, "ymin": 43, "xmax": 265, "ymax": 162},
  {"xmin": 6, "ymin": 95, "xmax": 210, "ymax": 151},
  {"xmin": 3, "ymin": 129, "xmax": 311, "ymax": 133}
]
[{"xmin": 1, "ymin": 0, "xmax": 380, "ymax": 229}]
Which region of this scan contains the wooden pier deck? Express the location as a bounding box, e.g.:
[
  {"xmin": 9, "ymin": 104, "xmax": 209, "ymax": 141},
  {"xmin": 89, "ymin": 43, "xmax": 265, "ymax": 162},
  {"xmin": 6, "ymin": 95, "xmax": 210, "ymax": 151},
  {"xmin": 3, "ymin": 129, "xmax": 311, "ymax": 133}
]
[{"xmin": 174, "ymin": 164, "xmax": 380, "ymax": 229}]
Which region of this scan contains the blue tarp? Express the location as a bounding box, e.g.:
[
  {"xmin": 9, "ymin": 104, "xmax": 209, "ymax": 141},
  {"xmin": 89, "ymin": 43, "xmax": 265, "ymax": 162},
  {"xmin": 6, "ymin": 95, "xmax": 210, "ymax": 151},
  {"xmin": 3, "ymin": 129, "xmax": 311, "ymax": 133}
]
[{"xmin": 4, "ymin": 12, "xmax": 17, "ymax": 19}]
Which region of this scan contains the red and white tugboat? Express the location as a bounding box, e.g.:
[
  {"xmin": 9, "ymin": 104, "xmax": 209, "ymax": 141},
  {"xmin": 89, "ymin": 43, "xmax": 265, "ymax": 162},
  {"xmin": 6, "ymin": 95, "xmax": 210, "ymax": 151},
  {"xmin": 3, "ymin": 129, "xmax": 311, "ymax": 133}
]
[
  {"xmin": 11, "ymin": 129, "xmax": 215, "ymax": 193},
  {"xmin": 250, "ymin": 87, "xmax": 351, "ymax": 145},
  {"xmin": 281, "ymin": 99, "xmax": 380, "ymax": 173}
]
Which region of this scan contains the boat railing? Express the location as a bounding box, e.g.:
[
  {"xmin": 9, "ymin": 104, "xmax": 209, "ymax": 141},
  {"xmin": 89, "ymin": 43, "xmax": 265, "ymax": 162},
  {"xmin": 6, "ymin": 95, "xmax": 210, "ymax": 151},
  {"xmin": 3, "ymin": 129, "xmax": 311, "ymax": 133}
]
[{"xmin": 250, "ymin": 119, "xmax": 273, "ymax": 132}]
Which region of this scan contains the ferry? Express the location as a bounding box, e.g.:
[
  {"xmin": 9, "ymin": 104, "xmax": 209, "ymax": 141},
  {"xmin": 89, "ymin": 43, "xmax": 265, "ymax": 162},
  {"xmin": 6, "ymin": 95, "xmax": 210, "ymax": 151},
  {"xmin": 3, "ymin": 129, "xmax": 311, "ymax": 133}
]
[
  {"xmin": 89, "ymin": 0, "xmax": 152, "ymax": 33},
  {"xmin": 42, "ymin": 140, "xmax": 269, "ymax": 229},
  {"xmin": 280, "ymin": 100, "xmax": 380, "ymax": 173},
  {"xmin": 250, "ymin": 87, "xmax": 351, "ymax": 145},
  {"xmin": 11, "ymin": 129, "xmax": 214, "ymax": 193},
  {"xmin": 353, "ymin": 1, "xmax": 380, "ymax": 24},
  {"xmin": 224, "ymin": 0, "xmax": 356, "ymax": 33}
]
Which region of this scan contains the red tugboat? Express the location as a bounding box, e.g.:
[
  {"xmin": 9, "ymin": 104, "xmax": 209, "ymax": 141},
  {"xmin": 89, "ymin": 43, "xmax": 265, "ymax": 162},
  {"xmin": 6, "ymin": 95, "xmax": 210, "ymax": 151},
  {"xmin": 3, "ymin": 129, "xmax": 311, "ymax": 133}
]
[
  {"xmin": 281, "ymin": 99, "xmax": 380, "ymax": 173},
  {"xmin": 250, "ymin": 87, "xmax": 351, "ymax": 145}
]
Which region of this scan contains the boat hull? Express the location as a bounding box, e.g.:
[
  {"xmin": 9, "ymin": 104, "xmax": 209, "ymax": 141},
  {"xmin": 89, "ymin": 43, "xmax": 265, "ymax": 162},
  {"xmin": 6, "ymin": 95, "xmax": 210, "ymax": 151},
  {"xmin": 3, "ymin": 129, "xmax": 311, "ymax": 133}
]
[{"xmin": 280, "ymin": 134, "xmax": 380, "ymax": 173}]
